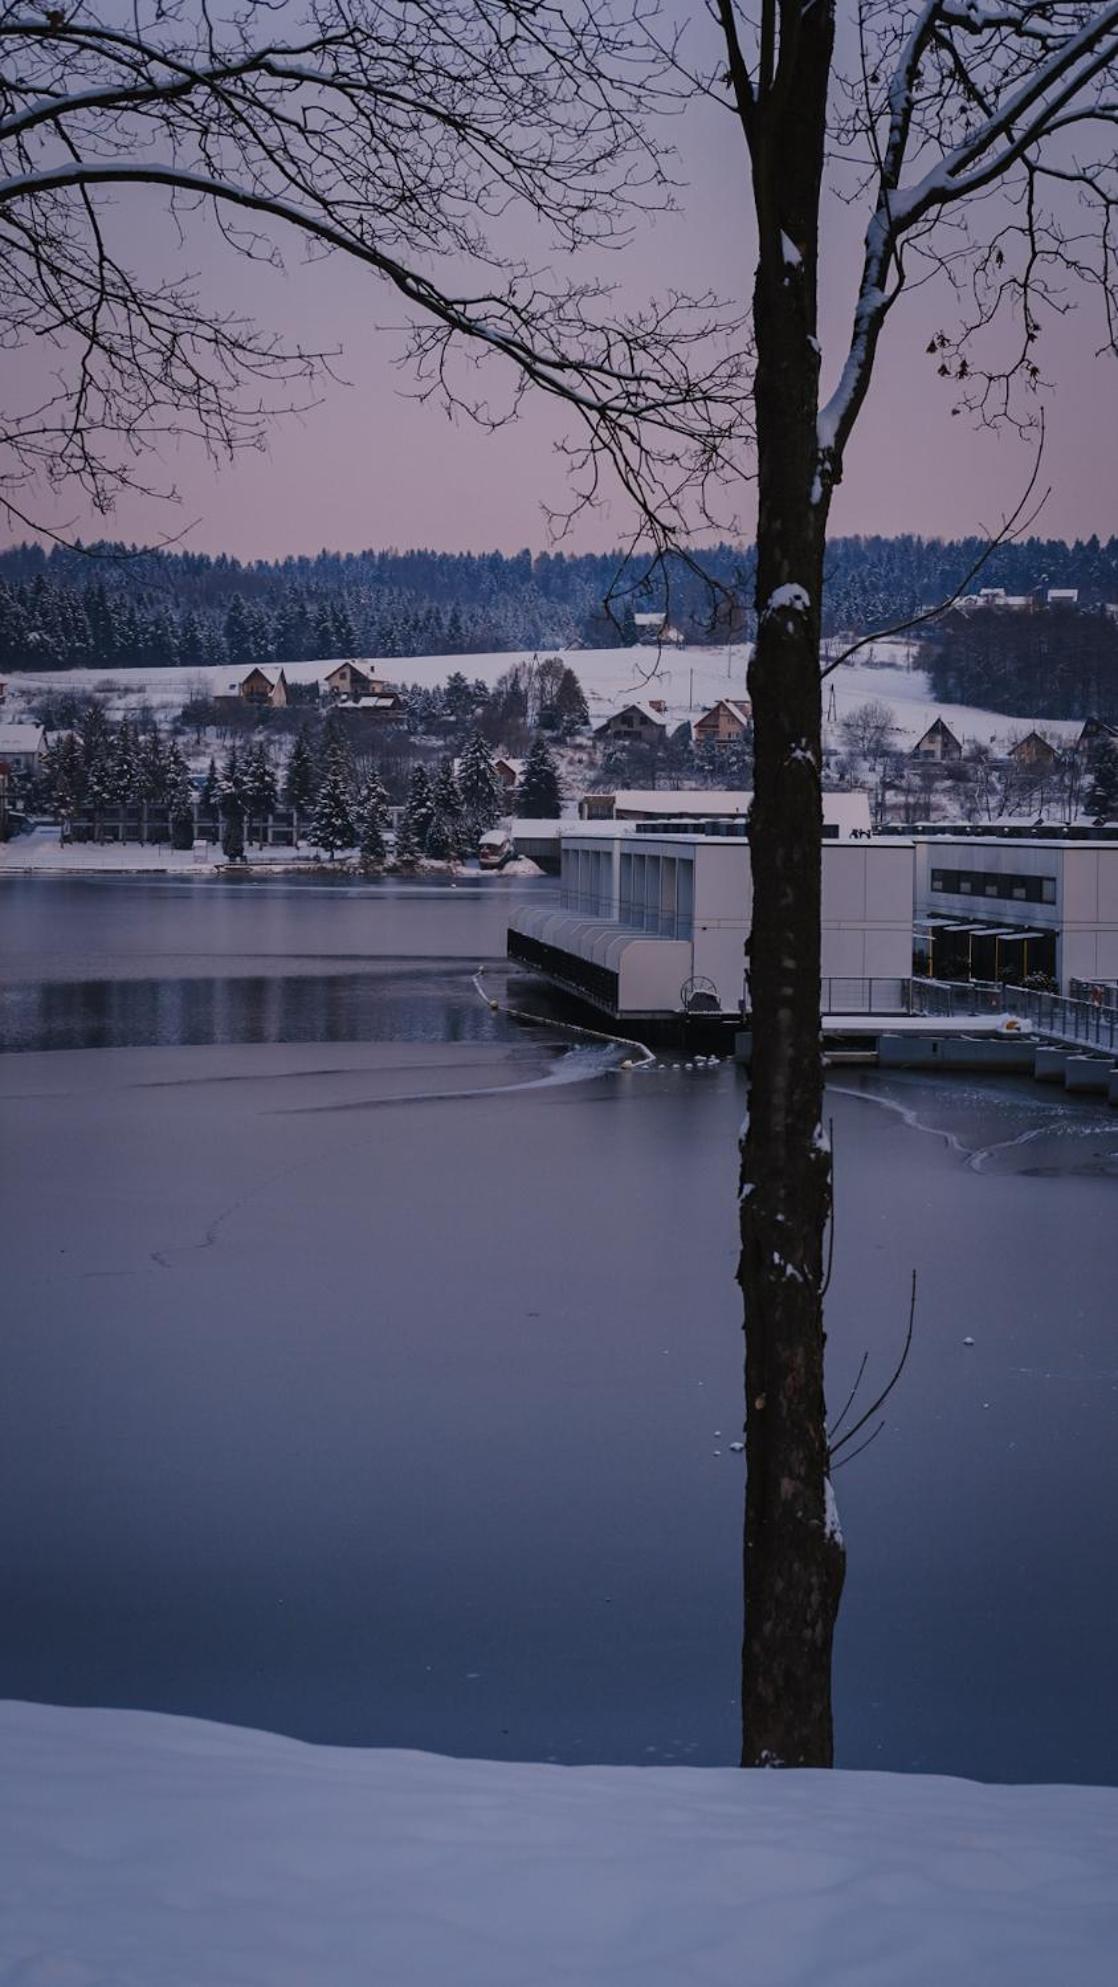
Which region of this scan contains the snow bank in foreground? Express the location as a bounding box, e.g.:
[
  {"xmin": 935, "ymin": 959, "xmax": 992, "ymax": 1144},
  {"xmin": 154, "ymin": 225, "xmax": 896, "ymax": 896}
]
[{"xmin": 2, "ymin": 1704, "xmax": 1116, "ymax": 1987}]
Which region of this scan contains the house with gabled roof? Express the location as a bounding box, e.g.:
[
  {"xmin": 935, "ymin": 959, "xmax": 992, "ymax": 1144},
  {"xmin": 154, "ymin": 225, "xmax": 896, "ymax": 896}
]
[
  {"xmin": 217, "ymin": 667, "xmax": 288, "ymax": 709},
  {"xmin": 911, "ymin": 717, "xmax": 962, "ymax": 763},
  {"xmin": 323, "ymin": 661, "xmax": 393, "ymax": 702},
  {"xmin": 692, "ymin": 699, "xmax": 752, "ymax": 748},
  {"xmin": 593, "ymin": 701, "xmax": 669, "ymax": 746},
  {"xmin": 1007, "ymin": 730, "xmax": 1059, "ymax": 770}
]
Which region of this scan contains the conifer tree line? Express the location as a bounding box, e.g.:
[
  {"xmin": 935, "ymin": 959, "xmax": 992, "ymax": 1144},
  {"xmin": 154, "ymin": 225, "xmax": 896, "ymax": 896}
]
[
  {"xmin": 43, "ymin": 706, "xmax": 197, "ymax": 838},
  {"xmin": 927, "ymin": 608, "xmax": 1118, "ymax": 723},
  {"xmin": 5, "ymin": 535, "xmax": 1118, "ymax": 675}
]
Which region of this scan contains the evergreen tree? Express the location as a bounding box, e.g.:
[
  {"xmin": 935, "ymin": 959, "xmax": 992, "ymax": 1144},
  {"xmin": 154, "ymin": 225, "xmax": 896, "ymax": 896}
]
[
  {"xmin": 166, "ymin": 742, "xmax": 196, "ymax": 848},
  {"xmin": 400, "ymin": 762, "xmax": 435, "ymax": 853},
  {"xmin": 311, "ymin": 746, "xmax": 356, "ymax": 858},
  {"xmin": 200, "ymin": 757, "xmax": 219, "ymax": 813},
  {"xmin": 392, "ymin": 808, "xmax": 422, "ymax": 870},
  {"xmin": 84, "ymin": 744, "xmax": 116, "ymax": 833},
  {"xmin": 555, "ymin": 666, "xmax": 590, "ymax": 735},
  {"xmin": 516, "ymin": 735, "xmax": 562, "ymax": 817},
  {"xmin": 354, "ymin": 772, "xmax": 391, "ymax": 866},
  {"xmin": 245, "ymin": 740, "xmax": 278, "ymax": 841},
  {"xmin": 425, "ymin": 759, "xmax": 468, "ymax": 858},
  {"xmin": 46, "ymin": 732, "xmax": 84, "ymax": 817},
  {"xmin": 178, "ymin": 608, "xmax": 204, "ymax": 667},
  {"xmin": 284, "ymin": 725, "xmax": 317, "ymax": 816},
  {"xmin": 1087, "ymin": 742, "xmax": 1118, "ymax": 822},
  {"xmin": 444, "ymin": 669, "xmax": 476, "ymax": 720},
  {"xmin": 458, "ymin": 730, "xmax": 504, "ymax": 836},
  {"xmin": 218, "ymin": 740, "xmax": 248, "ymax": 811},
  {"xmin": 225, "ymin": 593, "xmax": 254, "ymax": 666},
  {"xmin": 77, "ymin": 699, "xmax": 112, "ymax": 768},
  {"xmin": 110, "ymin": 718, "xmax": 138, "ymax": 806},
  {"xmin": 135, "ymin": 726, "xmax": 167, "ymax": 804}
]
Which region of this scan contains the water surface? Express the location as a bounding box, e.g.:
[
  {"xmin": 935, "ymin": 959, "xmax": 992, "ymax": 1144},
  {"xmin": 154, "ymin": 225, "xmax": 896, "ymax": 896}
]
[{"xmin": 2, "ymin": 873, "xmax": 1116, "ymax": 1781}]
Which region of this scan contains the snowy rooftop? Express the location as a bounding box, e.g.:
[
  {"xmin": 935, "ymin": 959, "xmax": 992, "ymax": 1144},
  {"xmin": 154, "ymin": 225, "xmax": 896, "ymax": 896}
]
[
  {"xmin": 611, "ymin": 788, "xmax": 751, "ymax": 815},
  {"xmin": 2, "ymin": 1702, "xmax": 1116, "ymax": 1987},
  {"xmin": 600, "ymin": 791, "xmax": 872, "ymax": 833},
  {"xmin": 0, "ymin": 721, "xmax": 44, "ymax": 751}
]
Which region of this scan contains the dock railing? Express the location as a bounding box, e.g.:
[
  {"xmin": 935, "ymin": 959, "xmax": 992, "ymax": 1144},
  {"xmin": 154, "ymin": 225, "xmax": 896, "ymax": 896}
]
[
  {"xmin": 820, "ymin": 977, "xmax": 911, "ymax": 1015},
  {"xmin": 911, "ymin": 977, "xmax": 1118, "ymax": 1057}
]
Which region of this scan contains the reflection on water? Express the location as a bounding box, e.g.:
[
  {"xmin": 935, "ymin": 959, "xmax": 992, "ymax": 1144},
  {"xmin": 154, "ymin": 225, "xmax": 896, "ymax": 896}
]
[{"xmin": 0, "ymin": 970, "xmax": 509, "ymax": 1053}]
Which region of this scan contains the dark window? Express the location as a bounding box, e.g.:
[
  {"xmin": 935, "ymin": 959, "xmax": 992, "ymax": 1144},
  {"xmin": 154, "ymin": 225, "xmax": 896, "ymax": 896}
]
[{"xmin": 930, "ymin": 866, "xmax": 1056, "ymax": 905}]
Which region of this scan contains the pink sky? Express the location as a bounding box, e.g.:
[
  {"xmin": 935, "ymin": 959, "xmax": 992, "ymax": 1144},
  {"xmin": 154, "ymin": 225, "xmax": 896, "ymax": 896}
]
[{"xmin": 5, "ymin": 58, "xmax": 1117, "ymax": 561}]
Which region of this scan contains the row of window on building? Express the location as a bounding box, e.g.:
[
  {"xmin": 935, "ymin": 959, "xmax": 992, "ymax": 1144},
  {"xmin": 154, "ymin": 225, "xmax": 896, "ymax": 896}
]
[{"xmin": 929, "ymin": 867, "xmax": 1056, "ymax": 905}]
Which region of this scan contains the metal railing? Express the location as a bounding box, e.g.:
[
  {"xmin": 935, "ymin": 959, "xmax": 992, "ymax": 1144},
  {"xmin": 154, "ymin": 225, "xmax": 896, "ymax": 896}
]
[
  {"xmin": 820, "ymin": 977, "xmax": 910, "ymax": 1015},
  {"xmin": 911, "ymin": 977, "xmax": 1118, "ymax": 1056}
]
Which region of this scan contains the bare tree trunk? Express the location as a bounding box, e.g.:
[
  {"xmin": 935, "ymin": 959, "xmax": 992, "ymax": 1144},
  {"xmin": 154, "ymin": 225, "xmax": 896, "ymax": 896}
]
[{"xmin": 738, "ymin": 0, "xmax": 845, "ymax": 1768}]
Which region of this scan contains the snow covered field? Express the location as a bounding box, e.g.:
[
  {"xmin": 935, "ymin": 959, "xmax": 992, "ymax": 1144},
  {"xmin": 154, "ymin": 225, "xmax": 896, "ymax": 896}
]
[
  {"xmin": 2, "ymin": 1702, "xmax": 1116, "ymax": 1987},
  {"xmin": 0, "ymin": 639, "xmax": 1084, "ymax": 754}
]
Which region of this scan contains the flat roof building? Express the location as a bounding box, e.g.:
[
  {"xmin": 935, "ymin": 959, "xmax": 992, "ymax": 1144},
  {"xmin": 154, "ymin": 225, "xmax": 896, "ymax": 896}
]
[{"xmin": 509, "ymin": 826, "xmax": 913, "ymax": 1022}]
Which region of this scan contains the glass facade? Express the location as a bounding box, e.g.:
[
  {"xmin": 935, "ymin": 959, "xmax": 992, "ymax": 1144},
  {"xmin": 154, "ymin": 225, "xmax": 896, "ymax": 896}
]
[
  {"xmin": 560, "ymin": 846, "xmax": 615, "ymax": 918},
  {"xmin": 619, "ymin": 850, "xmax": 694, "ymax": 938},
  {"xmin": 560, "ymin": 844, "xmax": 695, "ymax": 939}
]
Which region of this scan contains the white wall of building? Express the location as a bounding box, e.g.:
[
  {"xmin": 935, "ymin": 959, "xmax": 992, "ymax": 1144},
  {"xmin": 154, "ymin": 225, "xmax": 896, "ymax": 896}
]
[{"xmin": 549, "ymin": 831, "xmax": 914, "ymax": 1015}]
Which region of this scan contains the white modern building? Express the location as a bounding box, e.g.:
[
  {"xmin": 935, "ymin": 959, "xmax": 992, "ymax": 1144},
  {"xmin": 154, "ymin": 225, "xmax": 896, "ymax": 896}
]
[
  {"xmin": 508, "ymin": 825, "xmax": 914, "ymax": 1022},
  {"xmin": 914, "ymin": 836, "xmax": 1118, "ymax": 991}
]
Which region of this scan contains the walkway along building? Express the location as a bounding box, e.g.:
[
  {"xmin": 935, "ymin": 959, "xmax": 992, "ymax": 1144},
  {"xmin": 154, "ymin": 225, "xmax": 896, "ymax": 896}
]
[{"xmin": 508, "ymin": 824, "xmax": 914, "ymax": 1023}]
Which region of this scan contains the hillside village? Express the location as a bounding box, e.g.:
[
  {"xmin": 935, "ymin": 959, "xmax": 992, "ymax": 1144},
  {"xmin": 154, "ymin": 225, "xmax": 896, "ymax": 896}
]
[{"xmin": 2, "ymin": 590, "xmax": 1118, "ymax": 858}]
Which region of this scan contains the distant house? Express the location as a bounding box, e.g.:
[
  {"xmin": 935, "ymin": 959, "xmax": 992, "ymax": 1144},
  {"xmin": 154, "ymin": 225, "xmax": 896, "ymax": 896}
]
[
  {"xmin": 0, "ymin": 678, "xmax": 7, "ymax": 703},
  {"xmin": 323, "ymin": 661, "xmax": 392, "ymax": 702},
  {"xmin": 1077, "ymin": 718, "xmax": 1118, "ymax": 759},
  {"xmin": 0, "ymin": 760, "xmax": 9, "ymax": 836},
  {"xmin": 217, "ymin": 667, "xmax": 288, "ymax": 709},
  {"xmin": 1008, "ymin": 730, "xmax": 1059, "ymax": 769},
  {"xmin": 238, "ymin": 667, "xmax": 277, "ymax": 705},
  {"xmin": 0, "ymin": 721, "xmax": 47, "ymax": 773},
  {"xmin": 630, "ymin": 612, "xmax": 686, "ymax": 647},
  {"xmin": 1046, "ymin": 588, "xmax": 1079, "ymax": 607},
  {"xmin": 959, "ymin": 587, "xmax": 1032, "ymax": 613},
  {"xmin": 335, "ymin": 691, "xmax": 406, "ymax": 722},
  {"xmin": 911, "ymin": 717, "xmax": 962, "ymax": 764},
  {"xmin": 593, "ymin": 701, "xmax": 669, "ymax": 746},
  {"xmin": 493, "ymin": 756, "xmax": 524, "ymax": 795},
  {"xmin": 692, "ymin": 699, "xmax": 752, "ymax": 748}
]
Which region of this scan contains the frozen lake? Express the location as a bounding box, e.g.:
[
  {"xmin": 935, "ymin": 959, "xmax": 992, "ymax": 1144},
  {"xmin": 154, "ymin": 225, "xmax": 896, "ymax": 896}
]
[{"xmin": 2, "ymin": 874, "xmax": 1117, "ymax": 1781}]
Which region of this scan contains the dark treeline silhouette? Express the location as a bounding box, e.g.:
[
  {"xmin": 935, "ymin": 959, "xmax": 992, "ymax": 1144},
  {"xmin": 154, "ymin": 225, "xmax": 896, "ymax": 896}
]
[
  {"xmin": 2, "ymin": 534, "xmax": 1118, "ymax": 674},
  {"xmin": 926, "ymin": 605, "xmax": 1118, "ymax": 722}
]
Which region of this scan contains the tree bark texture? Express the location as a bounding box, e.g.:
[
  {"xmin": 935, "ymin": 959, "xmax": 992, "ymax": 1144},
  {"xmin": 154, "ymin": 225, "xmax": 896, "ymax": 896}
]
[{"xmin": 738, "ymin": 0, "xmax": 846, "ymax": 1768}]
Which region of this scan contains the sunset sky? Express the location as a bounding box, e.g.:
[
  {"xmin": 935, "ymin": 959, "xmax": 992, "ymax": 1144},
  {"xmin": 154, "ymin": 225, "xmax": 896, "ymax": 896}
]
[{"xmin": 5, "ymin": 15, "xmax": 1117, "ymax": 562}]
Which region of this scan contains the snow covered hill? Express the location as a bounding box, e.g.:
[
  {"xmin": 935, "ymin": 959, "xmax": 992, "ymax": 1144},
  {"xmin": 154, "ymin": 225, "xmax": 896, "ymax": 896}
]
[
  {"xmin": 2, "ymin": 1701, "xmax": 1116, "ymax": 1986},
  {"xmin": 0, "ymin": 639, "xmax": 1085, "ymax": 756}
]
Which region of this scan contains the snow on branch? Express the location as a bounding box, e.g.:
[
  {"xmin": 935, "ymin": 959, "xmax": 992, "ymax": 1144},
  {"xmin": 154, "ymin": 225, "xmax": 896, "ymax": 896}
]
[{"xmin": 818, "ymin": 2, "xmax": 1118, "ymax": 486}]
